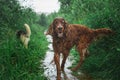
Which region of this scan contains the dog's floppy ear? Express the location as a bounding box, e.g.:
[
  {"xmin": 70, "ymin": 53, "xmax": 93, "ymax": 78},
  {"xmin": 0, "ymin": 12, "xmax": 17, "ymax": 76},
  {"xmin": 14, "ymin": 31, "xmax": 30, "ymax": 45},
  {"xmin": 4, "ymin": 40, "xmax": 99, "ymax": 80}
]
[
  {"xmin": 46, "ymin": 18, "xmax": 58, "ymax": 35},
  {"xmin": 64, "ymin": 19, "xmax": 70, "ymax": 37},
  {"xmin": 64, "ymin": 20, "xmax": 69, "ymax": 27},
  {"xmin": 62, "ymin": 18, "xmax": 69, "ymax": 28},
  {"xmin": 46, "ymin": 23, "xmax": 53, "ymax": 35}
]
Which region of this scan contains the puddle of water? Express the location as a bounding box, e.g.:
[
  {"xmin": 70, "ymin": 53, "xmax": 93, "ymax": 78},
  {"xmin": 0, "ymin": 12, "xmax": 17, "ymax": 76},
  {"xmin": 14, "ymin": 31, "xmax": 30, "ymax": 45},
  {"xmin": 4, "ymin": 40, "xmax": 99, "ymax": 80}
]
[
  {"xmin": 43, "ymin": 50, "xmax": 78, "ymax": 80},
  {"xmin": 46, "ymin": 35, "xmax": 53, "ymax": 43},
  {"xmin": 42, "ymin": 34, "xmax": 92, "ymax": 80}
]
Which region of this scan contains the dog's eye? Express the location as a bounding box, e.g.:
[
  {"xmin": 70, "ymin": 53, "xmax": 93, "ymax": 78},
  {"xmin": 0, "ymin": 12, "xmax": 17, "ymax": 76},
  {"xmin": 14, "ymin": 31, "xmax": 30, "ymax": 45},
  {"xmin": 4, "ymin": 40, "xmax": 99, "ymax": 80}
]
[{"xmin": 55, "ymin": 21, "xmax": 58, "ymax": 24}]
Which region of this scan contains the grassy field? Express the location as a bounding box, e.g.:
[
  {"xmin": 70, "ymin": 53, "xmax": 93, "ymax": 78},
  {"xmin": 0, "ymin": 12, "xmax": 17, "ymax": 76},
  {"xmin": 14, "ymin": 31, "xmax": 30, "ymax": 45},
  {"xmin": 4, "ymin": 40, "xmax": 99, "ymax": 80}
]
[{"xmin": 0, "ymin": 24, "xmax": 48, "ymax": 80}]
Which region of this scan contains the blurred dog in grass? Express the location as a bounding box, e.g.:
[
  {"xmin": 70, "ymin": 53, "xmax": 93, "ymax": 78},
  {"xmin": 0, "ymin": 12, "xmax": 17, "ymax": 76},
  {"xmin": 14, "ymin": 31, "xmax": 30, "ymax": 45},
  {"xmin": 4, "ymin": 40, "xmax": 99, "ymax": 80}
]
[{"xmin": 16, "ymin": 24, "xmax": 31, "ymax": 49}]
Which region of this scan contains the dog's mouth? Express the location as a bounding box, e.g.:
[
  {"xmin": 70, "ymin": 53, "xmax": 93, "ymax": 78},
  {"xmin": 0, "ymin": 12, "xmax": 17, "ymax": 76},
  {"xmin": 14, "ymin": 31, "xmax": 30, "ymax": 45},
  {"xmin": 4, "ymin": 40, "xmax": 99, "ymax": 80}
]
[{"xmin": 57, "ymin": 31, "xmax": 63, "ymax": 37}]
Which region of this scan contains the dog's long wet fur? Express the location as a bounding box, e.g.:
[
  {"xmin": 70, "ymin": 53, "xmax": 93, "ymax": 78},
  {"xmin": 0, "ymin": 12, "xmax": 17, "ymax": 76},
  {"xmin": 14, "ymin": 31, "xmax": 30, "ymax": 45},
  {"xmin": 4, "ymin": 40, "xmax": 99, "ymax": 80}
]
[
  {"xmin": 46, "ymin": 17, "xmax": 113, "ymax": 80},
  {"xmin": 16, "ymin": 24, "xmax": 31, "ymax": 49}
]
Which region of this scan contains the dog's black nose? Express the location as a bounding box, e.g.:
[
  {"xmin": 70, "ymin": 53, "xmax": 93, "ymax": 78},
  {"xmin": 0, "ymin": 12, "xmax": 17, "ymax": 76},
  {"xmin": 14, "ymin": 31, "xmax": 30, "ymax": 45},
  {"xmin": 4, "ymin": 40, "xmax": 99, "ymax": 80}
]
[{"xmin": 58, "ymin": 27, "xmax": 62, "ymax": 30}]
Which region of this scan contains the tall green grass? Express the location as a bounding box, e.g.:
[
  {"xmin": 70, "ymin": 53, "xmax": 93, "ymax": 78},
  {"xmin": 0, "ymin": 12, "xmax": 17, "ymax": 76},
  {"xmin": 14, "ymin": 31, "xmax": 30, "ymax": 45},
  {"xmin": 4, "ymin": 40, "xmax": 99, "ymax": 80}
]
[{"xmin": 0, "ymin": 24, "xmax": 48, "ymax": 80}]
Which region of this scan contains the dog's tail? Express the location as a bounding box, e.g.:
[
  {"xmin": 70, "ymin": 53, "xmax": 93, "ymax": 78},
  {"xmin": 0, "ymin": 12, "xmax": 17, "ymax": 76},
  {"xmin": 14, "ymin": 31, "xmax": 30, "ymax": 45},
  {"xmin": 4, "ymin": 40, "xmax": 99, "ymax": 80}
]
[
  {"xmin": 93, "ymin": 28, "xmax": 113, "ymax": 37},
  {"xmin": 24, "ymin": 24, "xmax": 31, "ymax": 37}
]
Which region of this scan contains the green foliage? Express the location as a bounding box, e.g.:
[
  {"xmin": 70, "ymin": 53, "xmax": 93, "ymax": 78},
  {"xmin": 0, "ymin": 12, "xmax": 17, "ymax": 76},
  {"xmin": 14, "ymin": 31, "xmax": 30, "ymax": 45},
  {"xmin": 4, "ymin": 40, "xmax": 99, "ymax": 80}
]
[
  {"xmin": 1, "ymin": 0, "xmax": 120, "ymax": 79},
  {"xmin": 0, "ymin": 0, "xmax": 37, "ymax": 41},
  {"xmin": 0, "ymin": 0, "xmax": 48, "ymax": 80},
  {"xmin": 37, "ymin": 13, "xmax": 48, "ymax": 27},
  {"xmin": 0, "ymin": 24, "xmax": 47, "ymax": 80}
]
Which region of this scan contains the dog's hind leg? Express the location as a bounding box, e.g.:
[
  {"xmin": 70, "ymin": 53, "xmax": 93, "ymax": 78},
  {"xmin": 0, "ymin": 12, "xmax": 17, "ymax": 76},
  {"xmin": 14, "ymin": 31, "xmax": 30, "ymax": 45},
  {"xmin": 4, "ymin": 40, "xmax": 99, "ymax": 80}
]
[
  {"xmin": 24, "ymin": 38, "xmax": 29, "ymax": 49},
  {"xmin": 71, "ymin": 43, "xmax": 88, "ymax": 71},
  {"xmin": 24, "ymin": 43, "xmax": 28, "ymax": 49}
]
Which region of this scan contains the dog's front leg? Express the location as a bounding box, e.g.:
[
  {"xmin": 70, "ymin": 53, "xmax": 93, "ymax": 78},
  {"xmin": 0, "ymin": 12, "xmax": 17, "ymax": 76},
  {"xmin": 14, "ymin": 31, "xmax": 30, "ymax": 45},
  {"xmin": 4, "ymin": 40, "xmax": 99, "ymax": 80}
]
[
  {"xmin": 54, "ymin": 53, "xmax": 61, "ymax": 80},
  {"xmin": 61, "ymin": 51, "xmax": 69, "ymax": 72}
]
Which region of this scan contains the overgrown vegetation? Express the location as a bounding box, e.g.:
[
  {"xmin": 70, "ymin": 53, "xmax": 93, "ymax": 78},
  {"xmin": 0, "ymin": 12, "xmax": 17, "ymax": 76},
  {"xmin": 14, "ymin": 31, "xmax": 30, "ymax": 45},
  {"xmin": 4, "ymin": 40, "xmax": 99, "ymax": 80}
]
[
  {"xmin": 0, "ymin": 0, "xmax": 120, "ymax": 80},
  {"xmin": 0, "ymin": 0, "xmax": 48, "ymax": 80}
]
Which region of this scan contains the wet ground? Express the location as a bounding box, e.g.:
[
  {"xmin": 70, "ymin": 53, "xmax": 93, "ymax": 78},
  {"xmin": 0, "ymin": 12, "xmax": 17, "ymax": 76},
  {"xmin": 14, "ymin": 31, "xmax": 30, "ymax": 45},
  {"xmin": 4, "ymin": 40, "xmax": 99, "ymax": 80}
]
[{"xmin": 42, "ymin": 35, "xmax": 92, "ymax": 80}]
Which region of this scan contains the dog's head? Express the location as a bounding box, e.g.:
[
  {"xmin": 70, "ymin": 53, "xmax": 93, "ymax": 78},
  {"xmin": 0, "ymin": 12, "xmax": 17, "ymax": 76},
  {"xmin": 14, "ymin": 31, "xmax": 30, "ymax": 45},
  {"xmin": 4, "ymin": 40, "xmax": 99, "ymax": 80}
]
[{"xmin": 46, "ymin": 17, "xmax": 68, "ymax": 38}]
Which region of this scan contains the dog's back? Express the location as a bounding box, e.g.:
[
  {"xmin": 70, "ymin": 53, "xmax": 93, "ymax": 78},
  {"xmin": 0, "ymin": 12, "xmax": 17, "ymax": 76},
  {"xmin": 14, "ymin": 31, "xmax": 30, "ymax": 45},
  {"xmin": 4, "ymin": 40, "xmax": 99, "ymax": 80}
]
[
  {"xmin": 16, "ymin": 30, "xmax": 26, "ymax": 39},
  {"xmin": 16, "ymin": 24, "xmax": 31, "ymax": 49}
]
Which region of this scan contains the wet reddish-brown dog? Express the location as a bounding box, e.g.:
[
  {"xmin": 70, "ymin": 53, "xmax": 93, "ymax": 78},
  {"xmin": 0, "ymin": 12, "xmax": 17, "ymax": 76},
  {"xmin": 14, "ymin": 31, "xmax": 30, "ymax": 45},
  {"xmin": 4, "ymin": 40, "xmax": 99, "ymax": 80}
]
[{"xmin": 46, "ymin": 17, "xmax": 112, "ymax": 80}]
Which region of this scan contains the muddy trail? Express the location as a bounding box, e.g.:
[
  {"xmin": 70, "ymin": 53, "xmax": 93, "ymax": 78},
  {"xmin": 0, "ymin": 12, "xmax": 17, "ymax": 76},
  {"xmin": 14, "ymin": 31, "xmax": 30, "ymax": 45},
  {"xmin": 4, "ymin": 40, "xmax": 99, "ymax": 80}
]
[{"xmin": 42, "ymin": 35, "xmax": 92, "ymax": 80}]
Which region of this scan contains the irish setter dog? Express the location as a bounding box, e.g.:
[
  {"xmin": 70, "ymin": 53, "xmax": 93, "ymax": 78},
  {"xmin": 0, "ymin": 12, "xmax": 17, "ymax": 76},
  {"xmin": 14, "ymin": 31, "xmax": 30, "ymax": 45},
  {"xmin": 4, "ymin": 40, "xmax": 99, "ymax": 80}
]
[{"xmin": 46, "ymin": 17, "xmax": 112, "ymax": 80}]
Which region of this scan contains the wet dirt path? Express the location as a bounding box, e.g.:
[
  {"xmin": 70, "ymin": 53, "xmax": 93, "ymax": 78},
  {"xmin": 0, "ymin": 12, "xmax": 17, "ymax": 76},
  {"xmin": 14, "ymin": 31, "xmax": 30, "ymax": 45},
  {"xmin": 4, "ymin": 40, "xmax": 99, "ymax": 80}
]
[{"xmin": 42, "ymin": 35, "xmax": 92, "ymax": 80}]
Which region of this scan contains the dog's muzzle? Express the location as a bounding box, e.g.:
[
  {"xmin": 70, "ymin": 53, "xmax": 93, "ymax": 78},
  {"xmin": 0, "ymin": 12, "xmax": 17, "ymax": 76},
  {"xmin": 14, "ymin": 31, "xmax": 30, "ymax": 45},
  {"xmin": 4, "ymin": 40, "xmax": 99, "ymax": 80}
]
[{"xmin": 57, "ymin": 26, "xmax": 64, "ymax": 38}]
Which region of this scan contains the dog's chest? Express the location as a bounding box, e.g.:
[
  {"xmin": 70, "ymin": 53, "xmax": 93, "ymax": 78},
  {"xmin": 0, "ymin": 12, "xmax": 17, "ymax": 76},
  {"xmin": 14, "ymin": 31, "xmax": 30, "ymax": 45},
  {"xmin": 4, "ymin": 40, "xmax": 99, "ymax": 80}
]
[{"xmin": 53, "ymin": 39, "xmax": 73, "ymax": 52}]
